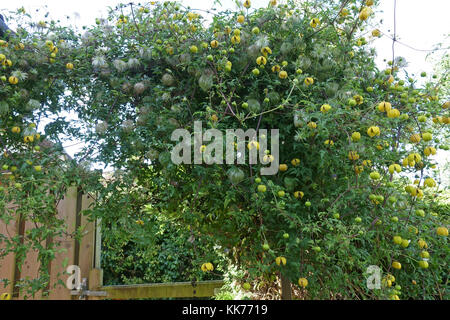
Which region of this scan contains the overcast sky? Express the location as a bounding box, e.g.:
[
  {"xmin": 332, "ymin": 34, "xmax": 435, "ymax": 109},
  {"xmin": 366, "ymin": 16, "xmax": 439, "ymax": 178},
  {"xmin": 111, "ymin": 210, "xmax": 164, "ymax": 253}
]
[{"xmin": 1, "ymin": 0, "xmax": 449, "ymax": 172}]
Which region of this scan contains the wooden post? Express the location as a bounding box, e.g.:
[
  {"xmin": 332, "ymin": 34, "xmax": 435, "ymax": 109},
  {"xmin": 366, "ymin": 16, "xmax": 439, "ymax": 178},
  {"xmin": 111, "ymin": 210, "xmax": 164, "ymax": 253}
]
[
  {"xmin": 87, "ymin": 268, "xmax": 103, "ymax": 300},
  {"xmin": 94, "ymin": 218, "xmax": 101, "ymax": 269},
  {"xmin": 280, "ymin": 275, "xmax": 292, "ymax": 300}
]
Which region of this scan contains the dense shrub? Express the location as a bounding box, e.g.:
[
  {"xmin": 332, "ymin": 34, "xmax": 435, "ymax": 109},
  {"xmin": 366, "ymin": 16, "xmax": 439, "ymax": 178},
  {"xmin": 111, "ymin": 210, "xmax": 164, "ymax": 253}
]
[{"xmin": 0, "ymin": 0, "xmax": 449, "ymax": 299}]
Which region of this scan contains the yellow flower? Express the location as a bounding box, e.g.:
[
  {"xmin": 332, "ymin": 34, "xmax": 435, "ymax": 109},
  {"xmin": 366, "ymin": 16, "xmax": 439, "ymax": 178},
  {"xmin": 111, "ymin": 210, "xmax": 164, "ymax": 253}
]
[
  {"xmin": 387, "ymin": 109, "xmax": 400, "ymax": 118},
  {"xmin": 0, "ymin": 293, "xmax": 11, "ymax": 300},
  {"xmin": 320, "ymin": 104, "xmax": 332, "ymax": 113},
  {"xmin": 187, "ymin": 12, "xmax": 198, "ymax": 21},
  {"xmin": 275, "ymin": 256, "xmax": 287, "ymax": 266},
  {"xmin": 256, "ymin": 56, "xmax": 267, "ymax": 65},
  {"xmin": 340, "ymin": 8, "xmax": 349, "ymax": 17},
  {"xmin": 278, "ymin": 70, "xmax": 288, "ymax": 79},
  {"xmin": 388, "ymin": 164, "xmax": 401, "ymax": 174},
  {"xmin": 8, "ymin": 76, "xmax": 19, "ymax": 85},
  {"xmin": 351, "ymin": 132, "xmax": 361, "ymax": 142},
  {"xmin": 354, "ymin": 166, "xmax": 364, "ymax": 174},
  {"xmin": 231, "ymin": 35, "xmax": 241, "ymax": 44},
  {"xmin": 436, "ymin": 227, "xmax": 449, "ymax": 237},
  {"xmin": 408, "ymin": 153, "xmax": 421, "ymax": 163},
  {"xmin": 348, "ymin": 151, "xmax": 359, "ymax": 161},
  {"xmin": 310, "ymin": 18, "xmax": 320, "ymax": 28},
  {"xmin": 422, "ymin": 132, "xmax": 432, "ymax": 141},
  {"xmin": 294, "ymin": 191, "xmax": 304, "ymax": 199},
  {"xmin": 14, "ymin": 42, "xmax": 25, "ymax": 50},
  {"xmin": 24, "ymin": 135, "xmax": 34, "ymax": 143},
  {"xmin": 247, "ymin": 140, "xmax": 260, "ymax": 150},
  {"xmin": 11, "ymin": 126, "xmax": 21, "ymax": 134},
  {"xmin": 201, "ymin": 262, "xmax": 214, "ymax": 272},
  {"xmin": 387, "ymin": 75, "xmax": 394, "ymax": 84},
  {"xmin": 424, "ymin": 178, "xmax": 436, "ymax": 188},
  {"xmin": 298, "ymin": 277, "xmax": 308, "ymax": 288},
  {"xmin": 377, "ymin": 101, "xmax": 391, "ymax": 112},
  {"xmin": 424, "ymin": 146, "xmax": 436, "ymax": 156},
  {"xmin": 243, "ymin": 0, "xmax": 251, "ymax": 9},
  {"xmin": 367, "ymin": 126, "xmax": 380, "ymax": 137},
  {"xmin": 190, "ymin": 45, "xmax": 198, "ymax": 54},
  {"xmin": 409, "ymin": 134, "xmax": 421, "ymax": 143},
  {"xmin": 271, "ymin": 65, "xmax": 280, "ymax": 73},
  {"xmin": 261, "ymin": 46, "xmax": 272, "ymax": 57},
  {"xmin": 304, "ymin": 77, "xmax": 314, "ymax": 85},
  {"xmin": 166, "ymin": 46, "xmax": 174, "ymax": 55},
  {"xmin": 237, "ymin": 15, "xmax": 245, "ymax": 24},
  {"xmin": 353, "ymin": 95, "xmax": 364, "ymax": 105},
  {"xmin": 307, "ymin": 121, "xmax": 317, "ymax": 129},
  {"xmin": 362, "ymin": 160, "xmax": 372, "ymax": 167},
  {"xmin": 263, "ymin": 154, "xmax": 274, "ymax": 163},
  {"xmin": 372, "ymin": 29, "xmax": 381, "ymax": 37},
  {"xmin": 359, "ymin": 7, "xmax": 372, "ymax": 21},
  {"xmin": 210, "ymin": 40, "xmax": 219, "ymax": 48}
]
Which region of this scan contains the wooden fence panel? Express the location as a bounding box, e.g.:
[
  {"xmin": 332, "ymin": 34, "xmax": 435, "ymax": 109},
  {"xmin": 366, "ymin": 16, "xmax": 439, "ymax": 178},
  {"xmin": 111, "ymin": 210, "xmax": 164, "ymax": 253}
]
[
  {"xmin": 0, "ymin": 206, "xmax": 18, "ymax": 296},
  {"xmin": 2, "ymin": 187, "xmax": 224, "ymax": 300},
  {"xmin": 17, "ymin": 219, "xmax": 45, "ymax": 300}
]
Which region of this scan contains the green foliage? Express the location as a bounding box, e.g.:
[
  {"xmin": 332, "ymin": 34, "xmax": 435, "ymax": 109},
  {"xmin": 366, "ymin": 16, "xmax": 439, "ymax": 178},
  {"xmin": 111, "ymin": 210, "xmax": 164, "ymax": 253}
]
[{"xmin": 101, "ymin": 204, "xmax": 224, "ymax": 285}]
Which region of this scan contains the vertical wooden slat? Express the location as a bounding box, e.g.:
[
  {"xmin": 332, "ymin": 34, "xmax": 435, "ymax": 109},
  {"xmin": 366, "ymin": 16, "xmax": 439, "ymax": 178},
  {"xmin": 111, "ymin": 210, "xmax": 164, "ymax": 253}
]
[
  {"xmin": 94, "ymin": 217, "xmax": 101, "ymax": 269},
  {"xmin": 78, "ymin": 193, "xmax": 95, "ymax": 283},
  {"xmin": 87, "ymin": 268, "xmax": 103, "ymax": 300},
  {"xmin": 18, "ymin": 220, "xmax": 45, "ymax": 300},
  {"xmin": 12, "ymin": 213, "xmax": 25, "ymax": 298},
  {"xmin": 47, "ymin": 186, "xmax": 78, "ymax": 300}
]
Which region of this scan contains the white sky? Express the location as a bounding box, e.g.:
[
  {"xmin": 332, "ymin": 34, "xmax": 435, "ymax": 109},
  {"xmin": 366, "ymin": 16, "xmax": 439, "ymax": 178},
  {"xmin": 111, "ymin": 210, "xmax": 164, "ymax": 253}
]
[
  {"xmin": 3, "ymin": 0, "xmax": 449, "ymax": 74},
  {"xmin": 1, "ymin": 0, "xmax": 449, "ymax": 173},
  {"xmin": 3, "ymin": 0, "xmax": 448, "ymax": 85}
]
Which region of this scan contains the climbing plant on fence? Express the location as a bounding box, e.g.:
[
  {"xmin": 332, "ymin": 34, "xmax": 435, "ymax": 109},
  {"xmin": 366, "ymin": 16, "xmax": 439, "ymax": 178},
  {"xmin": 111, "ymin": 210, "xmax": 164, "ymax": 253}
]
[{"xmin": 0, "ymin": 0, "xmax": 449, "ymax": 299}]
